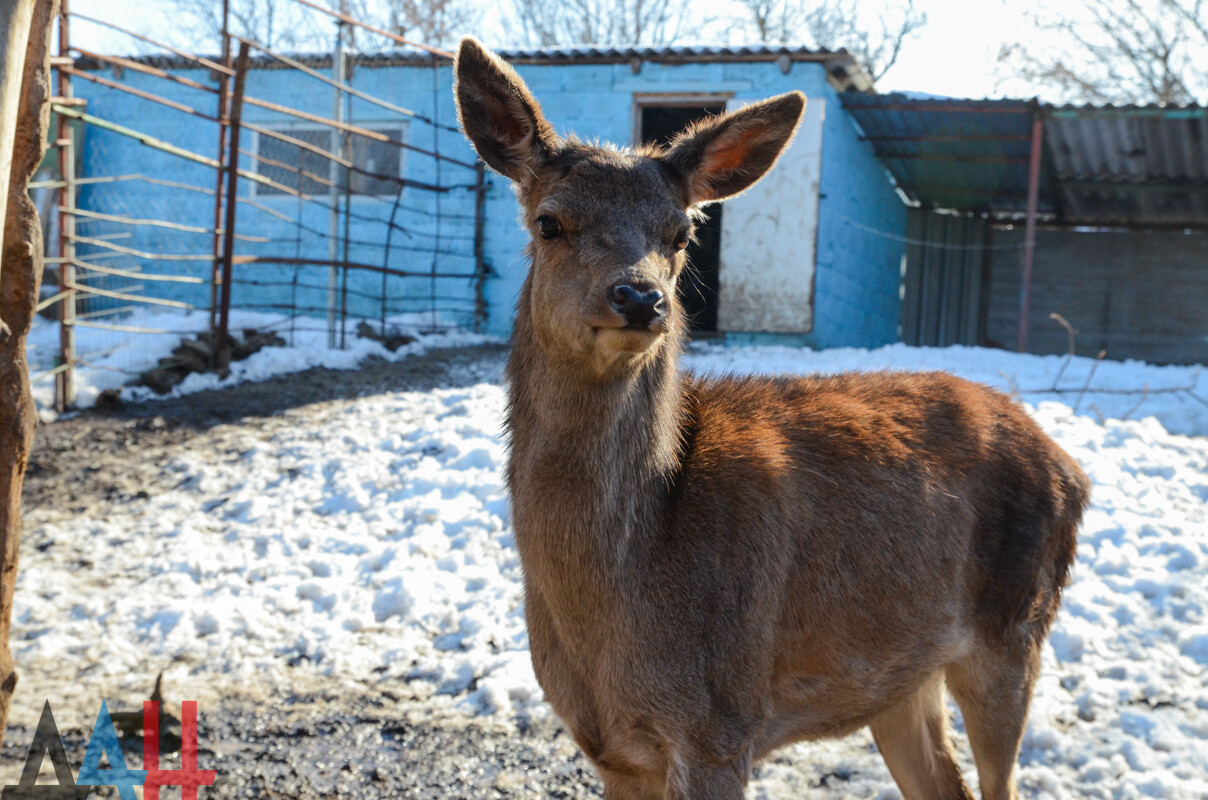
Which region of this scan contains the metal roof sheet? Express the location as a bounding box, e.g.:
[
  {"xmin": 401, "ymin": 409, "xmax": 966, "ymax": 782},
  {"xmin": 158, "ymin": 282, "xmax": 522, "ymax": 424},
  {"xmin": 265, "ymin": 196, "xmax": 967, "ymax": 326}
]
[
  {"xmin": 77, "ymin": 42, "xmax": 871, "ymax": 90},
  {"xmin": 1046, "ymin": 105, "xmax": 1208, "ymax": 226},
  {"xmin": 840, "ymin": 94, "xmax": 1208, "ymax": 227},
  {"xmin": 840, "ymin": 95, "xmax": 1046, "ymax": 216}
]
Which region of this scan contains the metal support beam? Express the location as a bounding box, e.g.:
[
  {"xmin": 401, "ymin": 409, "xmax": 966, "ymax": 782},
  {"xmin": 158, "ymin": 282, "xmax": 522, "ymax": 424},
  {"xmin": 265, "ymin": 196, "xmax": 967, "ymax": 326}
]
[
  {"xmin": 54, "ymin": 0, "xmax": 74, "ymax": 411},
  {"xmin": 860, "ymin": 133, "xmax": 1032, "ymax": 143},
  {"xmin": 1016, "ymin": 113, "xmax": 1044, "ymax": 353},
  {"xmin": 209, "ymin": 0, "xmax": 230, "ymax": 331},
  {"xmin": 473, "ymin": 164, "xmax": 487, "ymax": 333},
  {"xmin": 326, "ymin": 22, "xmax": 345, "ymax": 348},
  {"xmin": 216, "ymin": 41, "xmax": 249, "ymax": 371}
]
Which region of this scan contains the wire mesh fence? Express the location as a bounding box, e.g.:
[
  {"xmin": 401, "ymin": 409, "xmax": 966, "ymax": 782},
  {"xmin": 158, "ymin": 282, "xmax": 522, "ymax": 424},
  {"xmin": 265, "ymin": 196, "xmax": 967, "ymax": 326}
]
[{"xmin": 31, "ymin": 1, "xmax": 487, "ymax": 411}]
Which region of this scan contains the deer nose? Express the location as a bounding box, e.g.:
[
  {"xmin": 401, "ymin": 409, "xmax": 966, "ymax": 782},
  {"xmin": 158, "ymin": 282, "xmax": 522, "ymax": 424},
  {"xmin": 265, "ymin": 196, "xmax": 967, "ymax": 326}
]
[{"xmin": 610, "ymin": 284, "xmax": 666, "ymax": 330}]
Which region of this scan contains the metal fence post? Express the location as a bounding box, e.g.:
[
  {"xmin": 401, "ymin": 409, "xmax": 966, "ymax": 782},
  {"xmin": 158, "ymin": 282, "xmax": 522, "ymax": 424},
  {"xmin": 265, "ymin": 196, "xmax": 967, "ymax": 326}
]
[
  {"xmin": 216, "ymin": 41, "xmax": 249, "ymax": 370},
  {"xmin": 208, "ymin": 0, "xmax": 231, "ymax": 333},
  {"xmin": 326, "ymin": 21, "xmax": 345, "ymax": 348},
  {"xmin": 54, "ymin": 0, "xmax": 75, "ymax": 411},
  {"xmin": 1016, "ymin": 108, "xmax": 1043, "ymax": 353},
  {"xmin": 473, "ymin": 163, "xmax": 487, "ymax": 333}
]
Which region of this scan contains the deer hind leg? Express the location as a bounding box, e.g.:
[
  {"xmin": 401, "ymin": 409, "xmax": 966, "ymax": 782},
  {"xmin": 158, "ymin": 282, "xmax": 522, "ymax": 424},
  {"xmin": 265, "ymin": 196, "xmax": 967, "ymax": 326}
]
[
  {"xmin": 868, "ymin": 672, "xmax": 975, "ymax": 800},
  {"xmin": 944, "ymin": 640, "xmax": 1042, "ymax": 800}
]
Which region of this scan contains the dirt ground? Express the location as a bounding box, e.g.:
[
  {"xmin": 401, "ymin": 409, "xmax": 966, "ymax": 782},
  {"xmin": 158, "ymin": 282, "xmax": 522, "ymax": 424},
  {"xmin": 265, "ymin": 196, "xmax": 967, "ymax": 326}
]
[{"xmin": 8, "ymin": 344, "xmax": 901, "ymax": 799}]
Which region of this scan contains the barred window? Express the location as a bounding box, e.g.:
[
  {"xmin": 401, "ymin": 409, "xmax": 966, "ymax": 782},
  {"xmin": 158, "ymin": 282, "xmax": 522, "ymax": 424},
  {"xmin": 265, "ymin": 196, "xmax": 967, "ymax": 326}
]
[{"xmin": 253, "ymin": 124, "xmax": 407, "ymax": 197}]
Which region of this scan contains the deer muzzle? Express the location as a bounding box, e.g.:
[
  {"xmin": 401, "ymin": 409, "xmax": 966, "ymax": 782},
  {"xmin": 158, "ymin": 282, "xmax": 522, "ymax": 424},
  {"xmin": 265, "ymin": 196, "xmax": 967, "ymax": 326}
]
[{"xmin": 609, "ymin": 283, "xmax": 667, "ymax": 331}]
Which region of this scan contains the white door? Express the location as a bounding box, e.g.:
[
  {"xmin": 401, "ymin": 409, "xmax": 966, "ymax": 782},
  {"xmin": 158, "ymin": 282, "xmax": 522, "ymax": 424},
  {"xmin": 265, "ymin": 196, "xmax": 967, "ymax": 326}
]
[{"xmin": 717, "ymin": 97, "xmax": 824, "ymax": 333}]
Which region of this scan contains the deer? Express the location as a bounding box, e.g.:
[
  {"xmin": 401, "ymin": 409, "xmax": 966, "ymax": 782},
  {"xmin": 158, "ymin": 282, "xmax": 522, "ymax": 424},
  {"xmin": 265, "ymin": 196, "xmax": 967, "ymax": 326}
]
[{"xmin": 453, "ymin": 38, "xmax": 1091, "ymax": 800}]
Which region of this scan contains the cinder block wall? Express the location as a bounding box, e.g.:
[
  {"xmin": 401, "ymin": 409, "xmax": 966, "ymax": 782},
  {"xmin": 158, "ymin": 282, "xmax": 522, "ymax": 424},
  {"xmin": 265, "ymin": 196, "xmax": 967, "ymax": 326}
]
[{"xmin": 75, "ymin": 53, "xmax": 906, "ymax": 347}]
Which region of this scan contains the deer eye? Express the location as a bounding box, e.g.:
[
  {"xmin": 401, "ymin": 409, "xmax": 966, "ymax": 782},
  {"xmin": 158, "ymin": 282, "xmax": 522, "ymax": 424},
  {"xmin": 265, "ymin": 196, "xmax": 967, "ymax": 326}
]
[
  {"xmin": 536, "ymin": 215, "xmax": 562, "ymax": 240},
  {"xmin": 673, "ymin": 230, "xmax": 690, "ymax": 251}
]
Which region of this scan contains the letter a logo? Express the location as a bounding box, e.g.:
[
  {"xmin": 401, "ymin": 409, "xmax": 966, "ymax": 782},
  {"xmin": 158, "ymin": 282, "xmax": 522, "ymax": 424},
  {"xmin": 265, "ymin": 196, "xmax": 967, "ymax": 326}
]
[
  {"xmin": 1, "ymin": 701, "xmax": 90, "ymax": 799},
  {"xmin": 76, "ymin": 702, "xmax": 146, "ymax": 800}
]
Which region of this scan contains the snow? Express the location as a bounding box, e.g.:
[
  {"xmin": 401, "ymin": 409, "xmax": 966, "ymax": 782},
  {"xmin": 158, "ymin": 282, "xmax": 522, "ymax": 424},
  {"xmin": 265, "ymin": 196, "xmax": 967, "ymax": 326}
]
[
  {"xmin": 25, "ymin": 308, "xmax": 494, "ymax": 416},
  {"xmin": 15, "ymin": 326, "xmax": 1208, "ymax": 797}
]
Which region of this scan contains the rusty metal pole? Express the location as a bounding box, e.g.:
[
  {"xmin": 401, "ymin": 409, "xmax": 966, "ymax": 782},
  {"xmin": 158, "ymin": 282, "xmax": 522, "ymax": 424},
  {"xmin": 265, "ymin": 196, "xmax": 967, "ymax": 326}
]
[
  {"xmin": 216, "ymin": 41, "xmax": 249, "ymax": 371},
  {"xmin": 208, "ymin": 0, "xmax": 231, "ymax": 332},
  {"xmin": 54, "ymin": 0, "xmax": 74, "ymax": 410},
  {"xmin": 472, "ymin": 163, "xmax": 487, "ymax": 333},
  {"xmin": 1016, "ymin": 110, "xmax": 1043, "ymax": 353},
  {"xmin": 326, "ymin": 21, "xmax": 346, "ymax": 348}
]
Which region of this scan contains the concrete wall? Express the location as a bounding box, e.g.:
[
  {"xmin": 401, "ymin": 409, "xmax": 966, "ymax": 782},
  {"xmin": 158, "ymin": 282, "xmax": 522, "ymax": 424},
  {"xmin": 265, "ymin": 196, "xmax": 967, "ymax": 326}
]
[{"xmin": 74, "ymin": 54, "xmax": 906, "ymax": 345}]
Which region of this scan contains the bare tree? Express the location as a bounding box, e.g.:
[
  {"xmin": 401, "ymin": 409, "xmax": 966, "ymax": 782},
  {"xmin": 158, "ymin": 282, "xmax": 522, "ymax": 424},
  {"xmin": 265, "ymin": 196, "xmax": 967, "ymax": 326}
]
[
  {"xmin": 733, "ymin": 0, "xmax": 809, "ymax": 44},
  {"xmin": 0, "ymin": 0, "xmax": 58, "ymax": 733},
  {"xmin": 997, "ymin": 0, "xmax": 1208, "ymax": 104},
  {"xmin": 505, "ymin": 0, "xmax": 702, "ymax": 47},
  {"xmin": 384, "ymin": 0, "xmax": 477, "ymax": 48},
  {"xmin": 733, "ymin": 0, "xmax": 926, "ymax": 82},
  {"xmin": 332, "ymin": 0, "xmax": 480, "ymax": 50},
  {"xmin": 168, "ymin": 0, "xmax": 324, "ymax": 51},
  {"xmin": 803, "ymin": 0, "xmax": 925, "ymax": 82}
]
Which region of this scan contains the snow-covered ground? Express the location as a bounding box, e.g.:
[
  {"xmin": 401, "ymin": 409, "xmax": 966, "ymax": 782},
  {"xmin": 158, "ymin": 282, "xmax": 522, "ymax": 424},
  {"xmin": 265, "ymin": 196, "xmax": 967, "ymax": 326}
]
[{"xmin": 15, "ymin": 322, "xmax": 1208, "ymax": 798}]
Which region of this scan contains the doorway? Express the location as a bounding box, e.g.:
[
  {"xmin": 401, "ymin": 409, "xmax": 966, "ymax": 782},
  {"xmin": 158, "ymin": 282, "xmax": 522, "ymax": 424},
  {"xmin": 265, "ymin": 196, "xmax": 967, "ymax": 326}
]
[{"xmin": 639, "ymin": 101, "xmax": 726, "ymax": 333}]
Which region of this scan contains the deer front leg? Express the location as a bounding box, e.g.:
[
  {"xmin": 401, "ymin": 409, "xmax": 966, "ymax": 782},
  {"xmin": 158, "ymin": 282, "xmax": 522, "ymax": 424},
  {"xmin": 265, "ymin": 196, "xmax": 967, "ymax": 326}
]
[
  {"xmin": 599, "ymin": 768, "xmax": 663, "ymax": 800},
  {"xmin": 665, "ymin": 755, "xmax": 750, "ymax": 800}
]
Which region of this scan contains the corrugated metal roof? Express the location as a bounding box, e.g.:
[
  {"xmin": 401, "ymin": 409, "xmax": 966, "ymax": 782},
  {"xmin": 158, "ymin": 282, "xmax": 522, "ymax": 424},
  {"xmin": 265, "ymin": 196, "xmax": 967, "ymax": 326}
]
[
  {"xmin": 1046, "ymin": 105, "xmax": 1208, "ymax": 226},
  {"xmin": 840, "ymin": 94, "xmax": 1047, "ymax": 216},
  {"xmin": 77, "ymin": 42, "xmax": 872, "ymax": 91},
  {"xmin": 495, "ymin": 43, "xmax": 872, "ymax": 91},
  {"xmin": 840, "ymin": 94, "xmax": 1208, "ymax": 227},
  {"xmin": 495, "ymin": 43, "xmax": 836, "ymax": 62}
]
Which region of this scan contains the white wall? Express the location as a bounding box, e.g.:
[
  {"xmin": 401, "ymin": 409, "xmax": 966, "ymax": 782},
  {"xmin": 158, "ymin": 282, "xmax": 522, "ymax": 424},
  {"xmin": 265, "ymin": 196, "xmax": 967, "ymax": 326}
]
[{"xmin": 717, "ymin": 97, "xmax": 824, "ymax": 334}]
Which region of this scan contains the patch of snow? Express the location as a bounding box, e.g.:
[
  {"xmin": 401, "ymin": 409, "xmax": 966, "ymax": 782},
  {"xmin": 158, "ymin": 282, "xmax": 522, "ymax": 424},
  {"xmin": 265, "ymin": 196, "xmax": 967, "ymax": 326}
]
[{"xmin": 13, "ymin": 341, "xmax": 1208, "ymax": 798}]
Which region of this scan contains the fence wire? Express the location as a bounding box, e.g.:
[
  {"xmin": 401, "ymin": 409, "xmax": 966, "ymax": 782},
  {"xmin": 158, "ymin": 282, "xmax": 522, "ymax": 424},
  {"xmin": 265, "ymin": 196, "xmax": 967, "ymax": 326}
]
[{"xmin": 32, "ymin": 2, "xmax": 487, "ymax": 411}]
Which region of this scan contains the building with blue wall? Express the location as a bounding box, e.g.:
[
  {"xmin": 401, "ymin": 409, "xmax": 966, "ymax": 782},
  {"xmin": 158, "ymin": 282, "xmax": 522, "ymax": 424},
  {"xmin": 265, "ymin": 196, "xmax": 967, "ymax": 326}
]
[{"xmin": 72, "ymin": 44, "xmax": 907, "ymax": 348}]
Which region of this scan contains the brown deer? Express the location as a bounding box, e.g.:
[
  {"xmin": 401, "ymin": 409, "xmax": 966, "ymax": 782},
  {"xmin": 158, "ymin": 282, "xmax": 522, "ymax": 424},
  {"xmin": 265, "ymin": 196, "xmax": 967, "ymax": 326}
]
[{"xmin": 454, "ymin": 38, "xmax": 1090, "ymax": 800}]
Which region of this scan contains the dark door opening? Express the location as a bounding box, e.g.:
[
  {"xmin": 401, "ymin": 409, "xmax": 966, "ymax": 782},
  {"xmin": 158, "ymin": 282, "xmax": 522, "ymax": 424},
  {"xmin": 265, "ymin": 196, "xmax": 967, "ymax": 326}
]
[{"xmin": 639, "ymin": 103, "xmax": 726, "ymax": 333}]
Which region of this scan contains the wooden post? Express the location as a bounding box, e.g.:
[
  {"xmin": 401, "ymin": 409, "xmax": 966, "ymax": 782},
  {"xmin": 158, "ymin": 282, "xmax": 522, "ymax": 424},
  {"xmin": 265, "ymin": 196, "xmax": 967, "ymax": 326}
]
[
  {"xmin": 216, "ymin": 41, "xmax": 249, "ymax": 371},
  {"xmin": 0, "ymin": 0, "xmax": 59, "ymax": 734},
  {"xmin": 1016, "ymin": 110, "xmax": 1043, "ymax": 353}
]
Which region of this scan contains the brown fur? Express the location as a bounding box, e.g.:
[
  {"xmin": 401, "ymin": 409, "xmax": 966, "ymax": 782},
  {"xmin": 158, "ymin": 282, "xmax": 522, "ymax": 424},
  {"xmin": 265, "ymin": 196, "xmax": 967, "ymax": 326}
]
[{"xmin": 454, "ymin": 38, "xmax": 1090, "ymax": 800}]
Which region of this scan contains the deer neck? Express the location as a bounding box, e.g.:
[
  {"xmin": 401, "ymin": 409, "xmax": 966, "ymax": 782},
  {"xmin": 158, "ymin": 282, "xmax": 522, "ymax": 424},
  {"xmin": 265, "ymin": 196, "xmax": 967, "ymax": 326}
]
[{"xmin": 504, "ymin": 287, "xmax": 686, "ymax": 597}]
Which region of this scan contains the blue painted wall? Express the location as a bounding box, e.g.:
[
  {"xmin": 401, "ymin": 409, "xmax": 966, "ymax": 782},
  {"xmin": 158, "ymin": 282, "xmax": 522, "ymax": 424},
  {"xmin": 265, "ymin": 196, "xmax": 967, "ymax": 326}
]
[{"xmin": 73, "ymin": 53, "xmax": 906, "ymax": 346}]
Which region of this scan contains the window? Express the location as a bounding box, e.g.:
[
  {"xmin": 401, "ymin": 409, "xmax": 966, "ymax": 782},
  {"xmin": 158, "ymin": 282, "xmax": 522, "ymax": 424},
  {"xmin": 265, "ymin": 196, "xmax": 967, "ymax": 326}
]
[{"xmin": 253, "ymin": 123, "xmax": 407, "ymax": 197}]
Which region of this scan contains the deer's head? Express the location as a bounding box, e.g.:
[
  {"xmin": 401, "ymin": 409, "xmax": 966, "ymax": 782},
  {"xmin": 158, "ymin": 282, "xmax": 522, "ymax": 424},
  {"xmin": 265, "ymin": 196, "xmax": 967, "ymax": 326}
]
[{"xmin": 455, "ymin": 38, "xmax": 804, "ymax": 380}]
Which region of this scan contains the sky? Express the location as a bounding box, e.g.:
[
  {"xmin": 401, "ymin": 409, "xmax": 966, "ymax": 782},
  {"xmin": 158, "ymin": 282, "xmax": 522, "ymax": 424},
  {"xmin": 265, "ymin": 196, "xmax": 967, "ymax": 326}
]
[{"xmin": 69, "ymin": 0, "xmax": 1051, "ymax": 100}]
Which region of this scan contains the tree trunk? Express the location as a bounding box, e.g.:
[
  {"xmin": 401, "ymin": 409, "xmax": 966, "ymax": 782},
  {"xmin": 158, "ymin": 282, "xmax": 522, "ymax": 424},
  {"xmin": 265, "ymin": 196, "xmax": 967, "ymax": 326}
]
[
  {"xmin": 0, "ymin": 0, "xmax": 35, "ymax": 249},
  {"xmin": 0, "ymin": 0, "xmax": 58, "ymax": 736}
]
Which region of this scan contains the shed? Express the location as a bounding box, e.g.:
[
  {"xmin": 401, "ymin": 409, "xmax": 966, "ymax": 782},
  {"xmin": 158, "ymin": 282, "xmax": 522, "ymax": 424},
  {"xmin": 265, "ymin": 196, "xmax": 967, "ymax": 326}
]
[
  {"xmin": 842, "ymin": 94, "xmax": 1208, "ymax": 365},
  {"xmin": 70, "ymin": 44, "xmax": 909, "ymax": 347}
]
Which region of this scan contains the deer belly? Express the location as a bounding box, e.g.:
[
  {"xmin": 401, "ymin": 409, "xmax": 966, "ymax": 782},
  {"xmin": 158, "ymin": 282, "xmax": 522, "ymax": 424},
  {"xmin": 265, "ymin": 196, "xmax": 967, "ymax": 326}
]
[{"xmin": 762, "ymin": 629, "xmax": 973, "ymax": 749}]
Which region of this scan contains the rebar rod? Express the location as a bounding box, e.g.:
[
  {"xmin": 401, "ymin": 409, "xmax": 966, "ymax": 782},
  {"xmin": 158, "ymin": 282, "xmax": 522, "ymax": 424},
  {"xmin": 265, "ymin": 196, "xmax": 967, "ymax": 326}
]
[
  {"xmin": 285, "ymin": 0, "xmax": 453, "ymax": 58},
  {"xmin": 68, "ymin": 11, "xmax": 233, "ymax": 75}
]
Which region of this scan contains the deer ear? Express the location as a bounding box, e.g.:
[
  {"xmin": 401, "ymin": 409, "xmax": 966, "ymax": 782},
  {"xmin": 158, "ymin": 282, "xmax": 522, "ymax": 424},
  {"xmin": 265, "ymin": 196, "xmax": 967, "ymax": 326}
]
[
  {"xmin": 661, "ymin": 92, "xmax": 805, "ymax": 205},
  {"xmin": 455, "ymin": 37, "xmax": 558, "ymax": 181}
]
